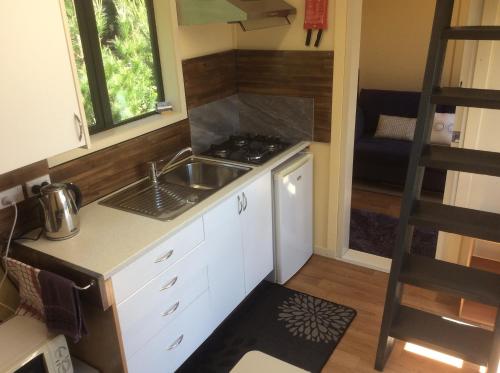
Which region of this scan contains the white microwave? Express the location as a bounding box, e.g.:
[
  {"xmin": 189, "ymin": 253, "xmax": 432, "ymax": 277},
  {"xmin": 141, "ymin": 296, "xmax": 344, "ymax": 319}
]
[{"xmin": 0, "ymin": 316, "xmax": 73, "ymax": 373}]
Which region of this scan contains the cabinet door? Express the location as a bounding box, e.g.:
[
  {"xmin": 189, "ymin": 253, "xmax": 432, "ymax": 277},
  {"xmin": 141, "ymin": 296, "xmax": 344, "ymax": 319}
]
[
  {"xmin": 241, "ymin": 172, "xmax": 274, "ymax": 293},
  {"xmin": 203, "ymin": 193, "xmax": 246, "ymax": 325},
  {"xmin": 0, "ymin": 1, "xmax": 89, "ymax": 174}
]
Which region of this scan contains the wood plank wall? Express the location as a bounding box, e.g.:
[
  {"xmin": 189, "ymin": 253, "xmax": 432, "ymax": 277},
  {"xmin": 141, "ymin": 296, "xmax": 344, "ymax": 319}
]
[
  {"xmin": 182, "ymin": 51, "xmax": 237, "ymax": 109},
  {"xmin": 0, "ymin": 121, "xmax": 190, "ymax": 241},
  {"xmin": 50, "ymin": 120, "xmax": 190, "ymax": 205},
  {"xmin": 182, "ymin": 50, "xmax": 334, "ymax": 142}
]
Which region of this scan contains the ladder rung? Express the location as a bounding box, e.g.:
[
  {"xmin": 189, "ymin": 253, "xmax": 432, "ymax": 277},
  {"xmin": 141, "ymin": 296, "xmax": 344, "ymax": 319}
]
[
  {"xmin": 420, "ymin": 145, "xmax": 500, "ymax": 177},
  {"xmin": 400, "ymin": 254, "xmax": 500, "ymax": 307},
  {"xmin": 390, "ymin": 305, "xmax": 493, "ymax": 366},
  {"xmin": 432, "ymin": 87, "xmax": 500, "ymax": 109},
  {"xmin": 410, "ymin": 200, "xmax": 500, "ymax": 243},
  {"xmin": 442, "ymin": 26, "xmax": 500, "ymax": 40}
]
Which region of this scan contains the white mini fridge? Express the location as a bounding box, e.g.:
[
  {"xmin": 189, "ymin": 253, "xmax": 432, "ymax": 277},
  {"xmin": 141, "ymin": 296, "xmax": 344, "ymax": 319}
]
[{"xmin": 273, "ymin": 152, "xmax": 314, "ymax": 284}]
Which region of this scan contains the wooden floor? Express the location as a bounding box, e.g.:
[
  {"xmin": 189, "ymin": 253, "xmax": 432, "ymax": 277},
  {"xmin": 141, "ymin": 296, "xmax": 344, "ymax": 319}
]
[
  {"xmin": 351, "ymin": 188, "xmax": 402, "ymax": 218},
  {"xmin": 286, "ymin": 255, "xmax": 484, "ymax": 373}
]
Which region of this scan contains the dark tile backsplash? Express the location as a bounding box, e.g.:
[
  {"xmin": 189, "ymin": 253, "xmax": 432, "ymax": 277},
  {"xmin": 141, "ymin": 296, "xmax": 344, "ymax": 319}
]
[
  {"xmin": 189, "ymin": 94, "xmax": 314, "ymax": 152},
  {"xmin": 239, "ymin": 93, "xmax": 314, "ymax": 143},
  {"xmin": 189, "ymin": 95, "xmax": 240, "ymax": 153}
]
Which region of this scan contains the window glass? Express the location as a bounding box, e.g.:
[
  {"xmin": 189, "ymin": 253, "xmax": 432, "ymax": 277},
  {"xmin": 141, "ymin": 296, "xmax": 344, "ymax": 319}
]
[
  {"xmin": 94, "ymin": 0, "xmax": 159, "ymax": 124},
  {"xmin": 65, "ymin": 0, "xmax": 97, "ymax": 128}
]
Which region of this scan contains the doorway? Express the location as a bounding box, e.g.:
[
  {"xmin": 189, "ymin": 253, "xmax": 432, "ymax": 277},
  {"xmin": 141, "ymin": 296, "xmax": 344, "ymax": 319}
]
[{"xmin": 328, "ymin": 0, "xmax": 483, "ymax": 271}]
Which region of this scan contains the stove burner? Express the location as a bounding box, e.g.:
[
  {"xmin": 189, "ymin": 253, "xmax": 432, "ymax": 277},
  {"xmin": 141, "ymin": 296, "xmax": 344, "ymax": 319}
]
[
  {"xmin": 203, "ymin": 134, "xmax": 291, "ymax": 165},
  {"xmin": 265, "ymin": 143, "xmax": 279, "ymax": 152},
  {"xmin": 230, "ymin": 136, "xmax": 249, "ymax": 147},
  {"xmin": 213, "ymin": 148, "xmax": 229, "ymax": 158},
  {"xmin": 245, "ymin": 150, "xmax": 266, "ymax": 162}
]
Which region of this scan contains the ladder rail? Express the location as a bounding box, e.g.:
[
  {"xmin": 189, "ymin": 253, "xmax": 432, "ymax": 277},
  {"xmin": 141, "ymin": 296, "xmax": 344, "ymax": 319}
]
[{"xmin": 374, "ymin": 0, "xmax": 456, "ymax": 369}]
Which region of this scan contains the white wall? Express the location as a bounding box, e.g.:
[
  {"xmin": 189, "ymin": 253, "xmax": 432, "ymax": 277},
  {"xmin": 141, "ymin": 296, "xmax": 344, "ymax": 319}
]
[
  {"xmin": 359, "ymin": 0, "xmax": 469, "ymax": 91},
  {"xmin": 178, "ymin": 23, "xmax": 236, "ymax": 59}
]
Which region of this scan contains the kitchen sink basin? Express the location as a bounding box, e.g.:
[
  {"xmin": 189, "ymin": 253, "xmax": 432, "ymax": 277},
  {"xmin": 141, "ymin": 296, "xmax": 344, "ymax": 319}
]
[
  {"xmin": 159, "ymin": 159, "xmax": 250, "ymax": 190},
  {"xmin": 100, "ymin": 157, "xmax": 251, "ymax": 221}
]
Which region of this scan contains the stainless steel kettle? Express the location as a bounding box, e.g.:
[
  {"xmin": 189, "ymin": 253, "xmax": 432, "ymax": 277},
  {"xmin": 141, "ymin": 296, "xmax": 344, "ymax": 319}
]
[{"xmin": 38, "ymin": 183, "xmax": 82, "ymax": 241}]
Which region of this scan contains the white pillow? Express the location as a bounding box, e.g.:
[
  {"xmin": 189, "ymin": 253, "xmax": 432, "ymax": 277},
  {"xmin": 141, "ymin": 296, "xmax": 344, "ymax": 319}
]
[
  {"xmin": 431, "ymin": 113, "xmax": 455, "ymax": 145},
  {"xmin": 374, "ymin": 115, "xmax": 416, "ymax": 141}
]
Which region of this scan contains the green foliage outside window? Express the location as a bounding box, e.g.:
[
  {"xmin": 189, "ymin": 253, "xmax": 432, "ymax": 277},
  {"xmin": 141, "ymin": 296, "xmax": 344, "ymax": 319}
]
[{"xmin": 65, "ymin": 0, "xmax": 161, "ymax": 132}]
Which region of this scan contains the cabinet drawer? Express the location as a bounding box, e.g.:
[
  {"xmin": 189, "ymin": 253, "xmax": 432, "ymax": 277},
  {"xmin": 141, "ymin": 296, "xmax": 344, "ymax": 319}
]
[
  {"xmin": 118, "ymin": 247, "xmax": 208, "ymax": 357},
  {"xmin": 127, "ymin": 291, "xmax": 213, "ymax": 373},
  {"xmin": 112, "ymin": 218, "xmax": 204, "ymax": 303}
]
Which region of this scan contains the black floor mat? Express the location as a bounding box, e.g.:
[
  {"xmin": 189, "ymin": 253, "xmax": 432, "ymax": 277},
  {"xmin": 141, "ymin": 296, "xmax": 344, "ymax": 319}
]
[
  {"xmin": 177, "ymin": 282, "xmax": 356, "ymax": 373},
  {"xmin": 350, "ymin": 208, "xmax": 438, "ymax": 258}
]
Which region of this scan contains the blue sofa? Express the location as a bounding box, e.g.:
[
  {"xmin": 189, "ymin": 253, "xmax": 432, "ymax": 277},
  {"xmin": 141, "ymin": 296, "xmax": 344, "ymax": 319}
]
[{"xmin": 353, "ymin": 89, "xmax": 455, "ymax": 194}]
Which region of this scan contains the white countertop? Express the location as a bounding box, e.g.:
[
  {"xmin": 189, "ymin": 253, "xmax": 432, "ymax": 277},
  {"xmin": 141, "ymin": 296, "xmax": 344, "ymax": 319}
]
[{"xmin": 20, "ymin": 142, "xmax": 310, "ymax": 279}]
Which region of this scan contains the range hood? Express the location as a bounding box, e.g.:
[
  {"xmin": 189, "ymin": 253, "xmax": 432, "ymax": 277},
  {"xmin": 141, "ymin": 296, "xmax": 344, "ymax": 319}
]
[{"xmin": 176, "ymin": 0, "xmax": 297, "ymax": 31}]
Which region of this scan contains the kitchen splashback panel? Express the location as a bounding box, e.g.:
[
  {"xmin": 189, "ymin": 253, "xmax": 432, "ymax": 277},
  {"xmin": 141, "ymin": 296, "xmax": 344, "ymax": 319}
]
[
  {"xmin": 238, "ymin": 93, "xmax": 313, "ymax": 143},
  {"xmin": 189, "ymin": 95, "xmax": 239, "ymax": 153},
  {"xmin": 189, "ymin": 94, "xmax": 313, "ymax": 152}
]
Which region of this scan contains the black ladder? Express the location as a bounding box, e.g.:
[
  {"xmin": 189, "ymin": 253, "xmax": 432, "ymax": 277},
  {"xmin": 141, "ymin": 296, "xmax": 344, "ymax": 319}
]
[{"xmin": 375, "ymin": 0, "xmax": 500, "ymax": 371}]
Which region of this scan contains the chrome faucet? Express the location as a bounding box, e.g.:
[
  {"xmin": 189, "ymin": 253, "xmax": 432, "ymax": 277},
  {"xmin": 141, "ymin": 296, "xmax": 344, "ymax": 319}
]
[{"xmin": 148, "ymin": 147, "xmax": 193, "ymax": 183}]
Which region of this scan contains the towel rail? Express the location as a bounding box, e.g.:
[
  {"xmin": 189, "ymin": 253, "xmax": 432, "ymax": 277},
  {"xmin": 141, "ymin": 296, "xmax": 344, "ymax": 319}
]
[{"xmin": 74, "ymin": 279, "xmax": 96, "ymax": 291}]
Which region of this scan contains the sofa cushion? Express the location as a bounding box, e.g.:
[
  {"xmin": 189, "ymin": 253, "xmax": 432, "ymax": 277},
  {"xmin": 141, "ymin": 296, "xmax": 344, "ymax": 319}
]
[
  {"xmin": 374, "ymin": 115, "xmax": 417, "ymax": 141},
  {"xmin": 431, "ymin": 113, "xmax": 455, "ymax": 145}
]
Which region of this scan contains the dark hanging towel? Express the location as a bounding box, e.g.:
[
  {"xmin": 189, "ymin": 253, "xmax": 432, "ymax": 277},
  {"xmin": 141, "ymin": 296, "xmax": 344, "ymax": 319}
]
[{"xmin": 39, "ymin": 270, "xmax": 88, "ymax": 343}]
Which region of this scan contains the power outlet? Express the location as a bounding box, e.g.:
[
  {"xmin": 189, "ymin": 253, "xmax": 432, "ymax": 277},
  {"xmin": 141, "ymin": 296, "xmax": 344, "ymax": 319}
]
[
  {"xmin": 26, "ymin": 174, "xmax": 51, "ymax": 197},
  {"xmin": 0, "ymin": 185, "xmax": 24, "ymax": 209}
]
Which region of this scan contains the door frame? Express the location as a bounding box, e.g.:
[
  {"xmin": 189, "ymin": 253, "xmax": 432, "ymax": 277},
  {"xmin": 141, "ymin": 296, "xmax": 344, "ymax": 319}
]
[{"xmin": 327, "ymin": 0, "xmax": 483, "ymax": 271}]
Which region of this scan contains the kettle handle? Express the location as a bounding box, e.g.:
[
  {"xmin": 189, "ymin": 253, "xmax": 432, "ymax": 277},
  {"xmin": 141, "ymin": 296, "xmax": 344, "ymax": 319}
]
[{"xmin": 66, "ymin": 183, "xmax": 82, "ymax": 210}]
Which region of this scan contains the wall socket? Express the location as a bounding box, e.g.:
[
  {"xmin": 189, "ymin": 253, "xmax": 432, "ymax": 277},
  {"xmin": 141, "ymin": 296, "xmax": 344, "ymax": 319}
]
[
  {"xmin": 0, "ymin": 185, "xmax": 24, "ymax": 209},
  {"xmin": 26, "ymin": 174, "xmax": 51, "ymax": 197}
]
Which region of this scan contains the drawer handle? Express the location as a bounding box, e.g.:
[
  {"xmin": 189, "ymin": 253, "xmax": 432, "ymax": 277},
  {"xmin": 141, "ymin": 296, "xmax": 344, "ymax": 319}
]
[
  {"xmin": 160, "ymin": 276, "xmax": 178, "ymax": 292},
  {"xmin": 167, "ymin": 334, "xmax": 184, "ymax": 351},
  {"xmin": 162, "ymin": 301, "xmax": 180, "ymax": 317},
  {"xmin": 155, "ymin": 250, "xmax": 174, "ymax": 264}
]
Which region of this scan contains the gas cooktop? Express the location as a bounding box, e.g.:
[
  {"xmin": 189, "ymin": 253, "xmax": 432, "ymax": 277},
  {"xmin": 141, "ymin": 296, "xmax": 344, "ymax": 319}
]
[{"xmin": 202, "ymin": 134, "xmax": 292, "ymax": 165}]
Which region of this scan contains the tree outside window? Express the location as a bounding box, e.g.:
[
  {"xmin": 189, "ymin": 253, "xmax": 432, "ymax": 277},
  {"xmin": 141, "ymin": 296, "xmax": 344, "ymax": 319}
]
[{"xmin": 65, "ymin": 0, "xmax": 164, "ymax": 134}]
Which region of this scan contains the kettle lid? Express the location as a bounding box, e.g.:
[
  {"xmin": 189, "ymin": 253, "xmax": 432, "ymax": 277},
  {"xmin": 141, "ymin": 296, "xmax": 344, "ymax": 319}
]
[{"xmin": 40, "ymin": 183, "xmax": 69, "ymax": 194}]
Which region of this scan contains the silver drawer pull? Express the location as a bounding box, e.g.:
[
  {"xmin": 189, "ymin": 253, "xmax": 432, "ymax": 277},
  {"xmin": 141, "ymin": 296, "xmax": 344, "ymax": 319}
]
[
  {"xmin": 155, "ymin": 250, "xmax": 174, "ymax": 263},
  {"xmin": 160, "ymin": 276, "xmax": 178, "ymax": 292},
  {"xmin": 167, "ymin": 334, "xmax": 184, "ymax": 351},
  {"xmin": 162, "ymin": 301, "xmax": 180, "ymax": 317}
]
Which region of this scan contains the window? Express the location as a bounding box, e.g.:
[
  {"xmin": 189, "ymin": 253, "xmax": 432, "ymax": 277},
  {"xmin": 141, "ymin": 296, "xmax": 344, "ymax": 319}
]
[{"xmin": 65, "ymin": 0, "xmax": 164, "ymax": 134}]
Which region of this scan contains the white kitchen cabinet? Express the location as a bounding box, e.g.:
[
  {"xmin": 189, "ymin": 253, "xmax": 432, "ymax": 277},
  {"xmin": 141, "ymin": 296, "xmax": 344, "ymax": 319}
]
[
  {"xmin": 240, "ymin": 172, "xmax": 274, "ymax": 293},
  {"xmin": 0, "ymin": 0, "xmax": 89, "ymax": 174},
  {"xmin": 203, "ymin": 193, "xmax": 246, "ymax": 325},
  {"xmin": 203, "ymin": 172, "xmax": 273, "ymax": 320}
]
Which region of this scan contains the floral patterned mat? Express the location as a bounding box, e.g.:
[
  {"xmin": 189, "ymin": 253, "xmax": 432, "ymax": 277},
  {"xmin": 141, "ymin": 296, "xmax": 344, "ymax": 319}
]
[{"xmin": 177, "ymin": 282, "xmax": 356, "ymax": 373}]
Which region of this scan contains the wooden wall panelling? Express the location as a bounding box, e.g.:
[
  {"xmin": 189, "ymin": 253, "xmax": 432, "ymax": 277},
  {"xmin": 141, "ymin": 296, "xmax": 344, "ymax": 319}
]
[
  {"xmin": 50, "ymin": 120, "xmax": 191, "ymax": 205},
  {"xmin": 182, "ymin": 50, "xmax": 237, "ymax": 109},
  {"xmin": 236, "ymin": 50, "xmax": 334, "ymax": 142}
]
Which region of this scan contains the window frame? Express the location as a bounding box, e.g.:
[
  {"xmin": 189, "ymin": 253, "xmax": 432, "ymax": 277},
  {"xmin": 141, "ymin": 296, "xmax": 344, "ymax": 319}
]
[{"xmin": 72, "ymin": 0, "xmax": 165, "ymax": 135}]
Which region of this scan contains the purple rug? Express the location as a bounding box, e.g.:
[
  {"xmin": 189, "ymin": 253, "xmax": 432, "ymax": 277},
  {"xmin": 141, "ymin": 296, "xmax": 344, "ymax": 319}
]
[{"xmin": 349, "ymin": 208, "xmax": 437, "ymax": 259}]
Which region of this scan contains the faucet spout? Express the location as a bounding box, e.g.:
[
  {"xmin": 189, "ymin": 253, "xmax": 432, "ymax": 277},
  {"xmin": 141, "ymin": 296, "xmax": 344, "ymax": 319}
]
[{"xmin": 148, "ymin": 147, "xmax": 193, "ymax": 183}]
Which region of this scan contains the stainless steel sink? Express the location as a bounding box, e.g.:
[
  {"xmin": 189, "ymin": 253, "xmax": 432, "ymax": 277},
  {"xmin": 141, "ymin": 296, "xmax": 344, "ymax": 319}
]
[
  {"xmin": 159, "ymin": 159, "xmax": 249, "ymax": 190},
  {"xmin": 100, "ymin": 157, "xmax": 251, "ymax": 221}
]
